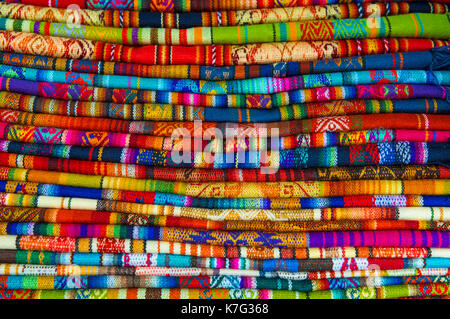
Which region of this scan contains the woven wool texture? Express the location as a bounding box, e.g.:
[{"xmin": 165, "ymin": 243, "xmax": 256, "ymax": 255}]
[
  {"xmin": 1, "ymin": 3, "xmax": 448, "ymax": 28},
  {"xmin": 0, "ymin": 47, "xmax": 448, "ymax": 80},
  {"xmin": 0, "ymin": 92, "xmax": 448, "ymax": 123},
  {"xmin": 0, "ymin": 1, "xmax": 449, "ymax": 300},
  {"xmin": 1, "ymin": 13, "xmax": 449, "ymax": 45},
  {"xmin": 0, "ymin": 31, "xmax": 448, "ymax": 65},
  {"xmin": 5, "ymin": 0, "xmax": 449, "ymax": 12}
]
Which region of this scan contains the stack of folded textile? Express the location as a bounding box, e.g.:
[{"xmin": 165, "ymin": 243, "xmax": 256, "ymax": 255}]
[{"xmin": 0, "ymin": 0, "xmax": 449, "ymax": 300}]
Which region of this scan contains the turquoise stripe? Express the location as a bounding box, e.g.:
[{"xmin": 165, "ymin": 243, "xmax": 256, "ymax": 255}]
[
  {"xmin": 244, "ymin": 25, "xmax": 248, "ymax": 43},
  {"xmin": 279, "ymin": 23, "xmax": 288, "ymax": 42},
  {"xmin": 379, "ymin": 17, "xmax": 387, "ymax": 37},
  {"xmin": 414, "ymin": 13, "xmax": 425, "ymax": 37},
  {"xmin": 0, "ymin": 17, "xmax": 6, "ymax": 30}
]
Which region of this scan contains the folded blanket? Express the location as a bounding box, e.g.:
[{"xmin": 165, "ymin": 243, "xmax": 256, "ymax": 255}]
[
  {"xmin": 2, "ymin": 283, "xmax": 449, "ymax": 299},
  {"xmin": 1, "ymin": 31, "xmax": 447, "ymax": 65},
  {"xmin": 7, "ymin": 0, "xmax": 446, "ymax": 12},
  {"xmin": 1, "ymin": 207, "xmax": 448, "ymax": 231},
  {"xmin": 0, "ymin": 274, "xmax": 448, "ymax": 291},
  {"xmin": 0, "ymin": 179, "xmax": 449, "ymax": 209},
  {"xmin": 0, "ymin": 217, "xmax": 448, "ymax": 241},
  {"xmin": 3, "ymin": 235, "xmax": 449, "ymax": 258},
  {"xmin": 3, "ymin": 249, "xmax": 450, "ymax": 269},
  {"xmin": 2, "ymin": 92, "xmax": 449, "ymax": 122},
  {"xmin": 4, "ymin": 222, "xmax": 450, "ymax": 248},
  {"xmin": 2, "ymin": 63, "xmax": 449, "ymax": 94},
  {"xmin": 1, "ymin": 121, "xmax": 448, "ymax": 150},
  {"xmin": 1, "ymin": 139, "xmax": 447, "ymax": 169},
  {"xmin": 2, "ymin": 75, "xmax": 448, "ymax": 106},
  {"xmin": 1, "ymin": 192, "xmax": 449, "ymax": 222},
  {"xmin": 2, "ymin": 14, "xmax": 449, "ymax": 45},
  {"xmin": 1, "ymin": 153, "xmax": 448, "ymax": 182},
  {"xmin": 2, "ymin": 3, "xmax": 447, "ymax": 27},
  {"xmin": 1, "ymin": 46, "xmax": 448, "ymax": 80},
  {"xmin": 2, "ymin": 110, "xmax": 449, "ymax": 136},
  {"xmin": 1, "ymin": 174, "xmax": 449, "ymax": 197}
]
